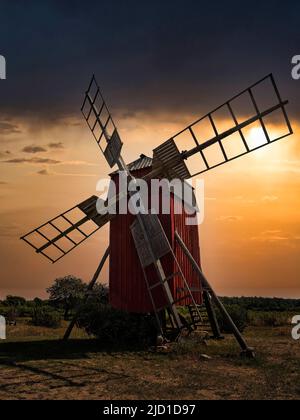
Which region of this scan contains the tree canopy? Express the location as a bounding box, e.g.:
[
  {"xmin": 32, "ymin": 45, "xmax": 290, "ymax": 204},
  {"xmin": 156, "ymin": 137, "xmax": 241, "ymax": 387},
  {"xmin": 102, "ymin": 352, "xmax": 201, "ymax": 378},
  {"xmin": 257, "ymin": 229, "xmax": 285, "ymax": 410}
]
[{"xmin": 47, "ymin": 276, "xmax": 86, "ymax": 320}]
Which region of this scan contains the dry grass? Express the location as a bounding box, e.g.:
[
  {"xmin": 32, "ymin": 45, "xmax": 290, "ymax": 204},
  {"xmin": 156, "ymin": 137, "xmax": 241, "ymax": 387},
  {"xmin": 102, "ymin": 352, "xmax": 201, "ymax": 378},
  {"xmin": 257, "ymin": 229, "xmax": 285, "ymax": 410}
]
[{"xmin": 0, "ymin": 319, "xmax": 299, "ymax": 400}]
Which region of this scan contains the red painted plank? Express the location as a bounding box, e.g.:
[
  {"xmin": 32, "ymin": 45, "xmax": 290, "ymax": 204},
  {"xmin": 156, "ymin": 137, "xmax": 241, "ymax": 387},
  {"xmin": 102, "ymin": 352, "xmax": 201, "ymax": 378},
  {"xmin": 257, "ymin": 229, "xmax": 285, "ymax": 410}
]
[{"xmin": 109, "ymin": 165, "xmax": 203, "ymax": 313}]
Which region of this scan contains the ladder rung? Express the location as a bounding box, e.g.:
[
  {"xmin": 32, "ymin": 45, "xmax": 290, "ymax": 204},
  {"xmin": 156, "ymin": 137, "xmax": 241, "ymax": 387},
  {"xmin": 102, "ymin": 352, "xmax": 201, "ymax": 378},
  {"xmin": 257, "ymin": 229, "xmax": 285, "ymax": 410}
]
[
  {"xmin": 191, "ymin": 311, "xmax": 207, "ymax": 317},
  {"xmin": 190, "ymin": 306, "xmax": 206, "ymax": 311},
  {"xmin": 165, "ymin": 271, "xmax": 181, "ymax": 282},
  {"xmin": 156, "ymin": 302, "xmax": 180, "ymax": 313},
  {"xmin": 173, "ymin": 294, "xmax": 192, "ymax": 305},
  {"xmin": 178, "ymin": 287, "xmax": 202, "ymax": 293},
  {"xmin": 149, "ymin": 282, "xmax": 162, "ymax": 291},
  {"xmin": 148, "ymin": 272, "xmax": 181, "ymax": 291},
  {"xmin": 192, "ymin": 317, "xmax": 203, "ymax": 323}
]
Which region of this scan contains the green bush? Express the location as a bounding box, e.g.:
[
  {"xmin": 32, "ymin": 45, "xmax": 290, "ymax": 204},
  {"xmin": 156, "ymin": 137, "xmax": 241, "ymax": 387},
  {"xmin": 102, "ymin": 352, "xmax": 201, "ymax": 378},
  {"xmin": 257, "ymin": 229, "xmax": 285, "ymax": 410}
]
[
  {"xmin": 3, "ymin": 296, "xmax": 26, "ymax": 307},
  {"xmin": 31, "ymin": 306, "xmax": 62, "ymax": 328},
  {"xmin": 3, "ymin": 308, "xmax": 18, "ymax": 324},
  {"xmin": 17, "ymin": 305, "xmax": 34, "ymax": 317},
  {"xmin": 220, "ymin": 297, "xmax": 300, "ymax": 312},
  {"xmin": 248, "ymin": 311, "xmax": 290, "ymax": 327},
  {"xmin": 77, "ymin": 303, "xmax": 157, "ymax": 347},
  {"xmin": 0, "ymin": 305, "xmax": 12, "ymax": 317},
  {"xmin": 216, "ymin": 304, "xmax": 248, "ymax": 333}
]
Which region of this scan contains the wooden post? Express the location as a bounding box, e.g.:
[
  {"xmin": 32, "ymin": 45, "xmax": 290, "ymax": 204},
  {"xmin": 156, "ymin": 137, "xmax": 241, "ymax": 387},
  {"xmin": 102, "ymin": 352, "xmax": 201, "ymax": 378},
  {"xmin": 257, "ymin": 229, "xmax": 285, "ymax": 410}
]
[
  {"xmin": 203, "ymin": 289, "xmax": 223, "ymax": 339},
  {"xmin": 175, "ymin": 232, "xmax": 255, "ymax": 358},
  {"xmin": 203, "ymin": 289, "xmax": 224, "ymax": 340},
  {"xmin": 63, "ymin": 247, "xmax": 110, "ymax": 340}
]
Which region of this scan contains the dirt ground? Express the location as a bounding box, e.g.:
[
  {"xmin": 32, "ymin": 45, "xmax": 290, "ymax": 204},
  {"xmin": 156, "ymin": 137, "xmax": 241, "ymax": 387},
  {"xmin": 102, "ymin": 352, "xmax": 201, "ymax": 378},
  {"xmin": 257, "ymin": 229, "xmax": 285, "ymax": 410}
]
[{"xmin": 0, "ymin": 320, "xmax": 299, "ymax": 400}]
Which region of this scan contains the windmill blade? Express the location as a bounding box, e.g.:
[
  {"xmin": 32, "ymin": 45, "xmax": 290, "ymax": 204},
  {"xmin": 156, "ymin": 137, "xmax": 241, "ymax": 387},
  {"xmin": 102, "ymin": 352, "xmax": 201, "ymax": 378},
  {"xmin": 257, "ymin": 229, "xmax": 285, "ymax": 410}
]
[
  {"xmin": 81, "ymin": 75, "xmax": 123, "ymax": 168},
  {"xmin": 162, "ymin": 74, "xmax": 293, "ymax": 178},
  {"xmin": 21, "ymin": 196, "xmax": 110, "ymax": 263}
]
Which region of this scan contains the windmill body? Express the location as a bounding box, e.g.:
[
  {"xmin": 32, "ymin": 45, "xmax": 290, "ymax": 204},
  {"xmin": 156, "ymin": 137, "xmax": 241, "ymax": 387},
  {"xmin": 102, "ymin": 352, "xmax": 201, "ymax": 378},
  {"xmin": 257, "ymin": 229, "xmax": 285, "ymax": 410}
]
[{"xmin": 109, "ymin": 155, "xmax": 202, "ymax": 314}]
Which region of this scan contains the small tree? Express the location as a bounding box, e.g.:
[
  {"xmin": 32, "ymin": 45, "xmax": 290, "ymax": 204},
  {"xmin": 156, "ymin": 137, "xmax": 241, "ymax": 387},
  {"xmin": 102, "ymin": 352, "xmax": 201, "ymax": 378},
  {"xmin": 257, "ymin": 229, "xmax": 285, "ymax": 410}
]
[
  {"xmin": 47, "ymin": 276, "xmax": 85, "ymax": 320},
  {"xmin": 33, "ymin": 297, "xmax": 43, "ymax": 306},
  {"xmin": 5, "ymin": 295, "xmax": 26, "ymax": 307},
  {"xmin": 87, "ymin": 284, "xmax": 109, "ymax": 305}
]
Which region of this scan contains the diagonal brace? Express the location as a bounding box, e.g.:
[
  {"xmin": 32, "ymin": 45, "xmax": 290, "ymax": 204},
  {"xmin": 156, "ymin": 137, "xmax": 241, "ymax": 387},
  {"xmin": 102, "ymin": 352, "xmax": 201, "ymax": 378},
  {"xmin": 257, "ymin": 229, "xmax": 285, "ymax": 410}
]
[
  {"xmin": 175, "ymin": 231, "xmax": 255, "ymax": 358},
  {"xmin": 63, "ymin": 246, "xmax": 110, "ymax": 340}
]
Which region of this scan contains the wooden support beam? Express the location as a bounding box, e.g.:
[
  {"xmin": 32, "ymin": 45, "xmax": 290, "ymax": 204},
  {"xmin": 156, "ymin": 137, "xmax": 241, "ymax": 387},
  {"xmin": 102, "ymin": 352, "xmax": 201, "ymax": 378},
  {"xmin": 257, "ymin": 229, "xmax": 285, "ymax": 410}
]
[
  {"xmin": 63, "ymin": 246, "xmax": 110, "ymax": 340},
  {"xmin": 203, "ymin": 290, "xmax": 223, "ymax": 340},
  {"xmin": 175, "ymin": 231, "xmax": 255, "ymax": 358}
]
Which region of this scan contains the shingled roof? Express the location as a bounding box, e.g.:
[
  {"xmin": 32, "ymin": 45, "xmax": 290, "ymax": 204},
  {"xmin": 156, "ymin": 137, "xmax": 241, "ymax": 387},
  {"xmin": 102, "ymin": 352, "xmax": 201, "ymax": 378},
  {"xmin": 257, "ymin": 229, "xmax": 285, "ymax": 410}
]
[
  {"xmin": 111, "ymin": 154, "xmax": 152, "ymax": 175},
  {"xmin": 128, "ymin": 154, "xmax": 153, "ymax": 171}
]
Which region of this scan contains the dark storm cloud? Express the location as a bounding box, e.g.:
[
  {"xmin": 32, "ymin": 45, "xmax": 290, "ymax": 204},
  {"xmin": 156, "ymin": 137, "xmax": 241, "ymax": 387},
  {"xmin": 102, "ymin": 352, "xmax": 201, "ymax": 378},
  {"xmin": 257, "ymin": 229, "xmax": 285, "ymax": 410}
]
[
  {"xmin": 22, "ymin": 145, "xmax": 47, "ymax": 154},
  {"xmin": 0, "ymin": 0, "xmax": 299, "ymax": 122}
]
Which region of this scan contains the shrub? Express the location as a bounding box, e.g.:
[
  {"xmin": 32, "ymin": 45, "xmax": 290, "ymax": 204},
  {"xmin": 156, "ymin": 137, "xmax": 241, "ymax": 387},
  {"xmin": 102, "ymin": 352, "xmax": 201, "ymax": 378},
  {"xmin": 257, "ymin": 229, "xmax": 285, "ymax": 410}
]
[
  {"xmin": 77, "ymin": 303, "xmax": 157, "ymax": 347},
  {"xmin": 0, "ymin": 305, "xmax": 13, "ymax": 317},
  {"xmin": 5, "ymin": 308, "xmax": 18, "ymax": 325},
  {"xmin": 17, "ymin": 305, "xmax": 34, "ymax": 317},
  {"xmin": 33, "ymin": 297, "xmax": 43, "ymax": 306},
  {"xmin": 216, "ymin": 304, "xmax": 248, "ymax": 333},
  {"xmin": 31, "ymin": 306, "xmax": 62, "ymax": 328},
  {"xmin": 4, "ymin": 296, "xmax": 26, "ymax": 307},
  {"xmin": 248, "ymin": 311, "xmax": 289, "ymax": 327}
]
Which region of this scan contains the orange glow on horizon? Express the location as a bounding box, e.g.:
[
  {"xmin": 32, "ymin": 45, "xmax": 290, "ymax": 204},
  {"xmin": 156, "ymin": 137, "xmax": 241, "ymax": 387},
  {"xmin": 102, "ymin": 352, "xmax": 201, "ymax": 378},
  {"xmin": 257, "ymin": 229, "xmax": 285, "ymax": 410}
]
[{"xmin": 0, "ymin": 114, "xmax": 299, "ymax": 299}]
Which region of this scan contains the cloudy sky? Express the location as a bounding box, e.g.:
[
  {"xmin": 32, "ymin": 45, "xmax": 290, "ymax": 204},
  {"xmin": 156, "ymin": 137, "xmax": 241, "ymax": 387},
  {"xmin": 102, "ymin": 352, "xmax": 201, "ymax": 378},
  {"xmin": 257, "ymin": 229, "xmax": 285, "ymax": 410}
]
[{"xmin": 0, "ymin": 0, "xmax": 299, "ymax": 299}]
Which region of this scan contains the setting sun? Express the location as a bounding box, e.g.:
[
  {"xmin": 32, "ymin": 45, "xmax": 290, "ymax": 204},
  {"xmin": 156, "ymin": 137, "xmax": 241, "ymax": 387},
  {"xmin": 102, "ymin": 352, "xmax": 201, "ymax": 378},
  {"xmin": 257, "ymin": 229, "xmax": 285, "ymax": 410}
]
[{"xmin": 247, "ymin": 126, "xmax": 267, "ymax": 149}]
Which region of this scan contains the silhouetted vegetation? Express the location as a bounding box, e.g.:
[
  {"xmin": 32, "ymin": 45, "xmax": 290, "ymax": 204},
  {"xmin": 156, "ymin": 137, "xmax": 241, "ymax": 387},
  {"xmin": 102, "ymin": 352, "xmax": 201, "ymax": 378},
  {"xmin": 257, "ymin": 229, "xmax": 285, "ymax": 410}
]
[
  {"xmin": 77, "ymin": 302, "xmax": 157, "ymax": 347},
  {"xmin": 220, "ymin": 297, "xmax": 300, "ymax": 312},
  {"xmin": 4, "ymin": 296, "xmax": 26, "ymax": 307},
  {"xmin": 0, "ymin": 293, "xmax": 298, "ymax": 332},
  {"xmin": 47, "ymin": 276, "xmax": 86, "ymax": 320},
  {"xmin": 31, "ymin": 306, "xmax": 62, "ymax": 328},
  {"xmin": 216, "ymin": 304, "xmax": 248, "ymax": 333},
  {"xmin": 46, "ymin": 276, "xmax": 109, "ymax": 320}
]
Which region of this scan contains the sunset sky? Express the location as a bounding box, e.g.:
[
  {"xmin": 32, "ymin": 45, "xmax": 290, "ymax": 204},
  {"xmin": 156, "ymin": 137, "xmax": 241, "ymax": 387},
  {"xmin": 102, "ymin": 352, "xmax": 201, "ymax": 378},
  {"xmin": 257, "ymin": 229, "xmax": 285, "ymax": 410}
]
[{"xmin": 0, "ymin": 1, "xmax": 299, "ymax": 299}]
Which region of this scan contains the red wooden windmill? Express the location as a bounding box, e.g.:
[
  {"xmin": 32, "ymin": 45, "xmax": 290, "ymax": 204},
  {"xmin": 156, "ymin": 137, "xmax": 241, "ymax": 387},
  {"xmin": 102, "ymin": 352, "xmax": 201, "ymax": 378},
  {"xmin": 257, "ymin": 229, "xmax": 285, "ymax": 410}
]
[{"xmin": 21, "ymin": 74, "xmax": 293, "ymax": 356}]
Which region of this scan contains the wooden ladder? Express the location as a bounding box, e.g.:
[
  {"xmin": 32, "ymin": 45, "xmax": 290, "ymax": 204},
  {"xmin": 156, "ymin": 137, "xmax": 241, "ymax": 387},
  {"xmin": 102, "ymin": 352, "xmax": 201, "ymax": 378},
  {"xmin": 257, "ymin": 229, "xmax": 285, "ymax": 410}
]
[
  {"xmin": 188, "ymin": 304, "xmax": 210, "ymax": 332},
  {"xmin": 143, "ymin": 250, "xmax": 206, "ymax": 339}
]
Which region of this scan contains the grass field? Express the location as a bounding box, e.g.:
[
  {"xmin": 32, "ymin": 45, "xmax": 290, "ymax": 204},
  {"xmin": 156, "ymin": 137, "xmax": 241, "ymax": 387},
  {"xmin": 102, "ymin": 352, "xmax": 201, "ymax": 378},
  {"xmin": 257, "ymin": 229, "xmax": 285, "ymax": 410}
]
[{"xmin": 0, "ymin": 319, "xmax": 299, "ymax": 400}]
